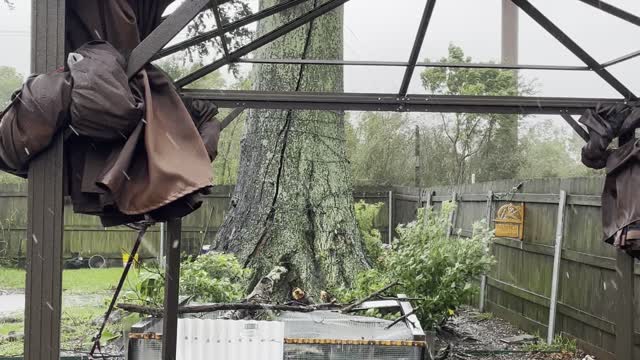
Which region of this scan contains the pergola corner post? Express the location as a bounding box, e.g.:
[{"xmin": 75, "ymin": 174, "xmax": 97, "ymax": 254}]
[
  {"xmin": 614, "ymin": 132, "xmax": 636, "ymax": 360},
  {"xmin": 25, "ymin": 0, "xmax": 66, "ymax": 359}
]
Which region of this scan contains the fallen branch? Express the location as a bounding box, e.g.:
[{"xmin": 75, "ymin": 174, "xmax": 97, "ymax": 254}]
[
  {"xmin": 379, "ymin": 296, "xmax": 424, "ymax": 302},
  {"xmin": 223, "ymin": 266, "xmax": 288, "ymax": 320},
  {"xmin": 117, "ymin": 303, "xmax": 319, "ymax": 317},
  {"xmin": 384, "ymin": 308, "xmax": 417, "ymax": 330},
  {"xmin": 341, "ymin": 281, "xmax": 400, "ymax": 313},
  {"xmin": 434, "ymin": 343, "xmax": 451, "ymax": 360}
]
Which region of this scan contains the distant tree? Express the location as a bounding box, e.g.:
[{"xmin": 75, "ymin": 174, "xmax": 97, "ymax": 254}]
[
  {"xmin": 518, "ymin": 120, "xmax": 600, "ymax": 179},
  {"xmin": 348, "ymin": 112, "xmax": 414, "ymax": 186},
  {"xmin": 182, "ymin": 1, "xmax": 252, "ymax": 78},
  {"xmin": 415, "ymin": 123, "xmax": 456, "ymax": 187},
  {"xmin": 0, "ymin": 66, "xmax": 22, "ymax": 109},
  {"xmin": 2, "ymin": 0, "xmax": 13, "ymax": 10},
  {"xmin": 213, "ymin": 77, "xmax": 251, "ymax": 185},
  {"xmin": 421, "ymin": 44, "xmax": 533, "ymax": 184}
]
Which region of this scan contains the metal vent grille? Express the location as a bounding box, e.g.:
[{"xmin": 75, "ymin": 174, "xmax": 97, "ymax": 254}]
[{"xmin": 284, "ymin": 343, "xmax": 423, "ymax": 360}]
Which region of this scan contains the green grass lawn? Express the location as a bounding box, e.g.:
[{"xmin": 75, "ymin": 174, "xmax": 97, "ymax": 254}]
[
  {"xmin": 0, "ymin": 305, "xmax": 142, "ymax": 357},
  {"xmin": 0, "ymin": 267, "xmax": 140, "ymax": 293}
]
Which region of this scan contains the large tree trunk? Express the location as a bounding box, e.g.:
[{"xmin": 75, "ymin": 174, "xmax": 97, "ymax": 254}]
[{"xmin": 213, "ymin": 0, "xmax": 368, "ymax": 300}]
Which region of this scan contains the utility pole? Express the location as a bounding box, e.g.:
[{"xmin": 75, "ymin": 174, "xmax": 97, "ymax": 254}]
[
  {"xmin": 415, "ymin": 125, "xmax": 421, "ymax": 188},
  {"xmin": 502, "ymin": 0, "xmax": 519, "ymax": 66}
]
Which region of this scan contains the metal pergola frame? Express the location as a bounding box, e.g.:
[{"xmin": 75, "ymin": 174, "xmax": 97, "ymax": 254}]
[{"xmin": 25, "ymin": 0, "xmax": 639, "ymax": 359}]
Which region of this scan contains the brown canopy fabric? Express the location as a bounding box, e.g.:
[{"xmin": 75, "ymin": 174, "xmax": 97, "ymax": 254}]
[
  {"xmin": 0, "ymin": 0, "xmax": 221, "ymax": 226},
  {"xmin": 580, "ymin": 103, "xmax": 640, "ymax": 258}
]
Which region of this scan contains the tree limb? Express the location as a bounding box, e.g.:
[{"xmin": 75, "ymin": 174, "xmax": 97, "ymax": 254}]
[
  {"xmin": 117, "ymin": 303, "xmax": 318, "ymax": 317},
  {"xmin": 341, "ymin": 281, "xmax": 400, "ymax": 313}
]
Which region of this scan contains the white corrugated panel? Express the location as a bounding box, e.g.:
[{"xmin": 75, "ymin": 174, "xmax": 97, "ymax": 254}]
[{"xmin": 176, "ymin": 319, "xmax": 285, "ymax": 360}]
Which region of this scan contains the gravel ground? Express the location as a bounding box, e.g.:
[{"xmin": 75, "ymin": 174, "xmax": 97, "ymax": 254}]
[{"xmin": 433, "ymin": 306, "xmax": 593, "ymax": 360}]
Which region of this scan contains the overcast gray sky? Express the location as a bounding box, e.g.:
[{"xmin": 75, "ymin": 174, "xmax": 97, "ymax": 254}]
[{"xmin": 2, "ymin": 0, "xmax": 640, "ymax": 128}]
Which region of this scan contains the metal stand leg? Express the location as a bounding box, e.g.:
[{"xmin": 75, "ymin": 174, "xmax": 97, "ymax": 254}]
[{"xmin": 163, "ymin": 218, "xmax": 182, "ymax": 360}]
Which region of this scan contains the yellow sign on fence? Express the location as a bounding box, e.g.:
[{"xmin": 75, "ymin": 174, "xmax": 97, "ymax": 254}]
[{"xmin": 494, "ymin": 203, "xmax": 525, "ymax": 240}]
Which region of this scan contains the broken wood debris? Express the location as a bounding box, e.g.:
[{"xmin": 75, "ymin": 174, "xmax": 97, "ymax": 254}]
[
  {"xmin": 117, "ymin": 302, "xmax": 342, "ymax": 317},
  {"xmin": 499, "ymin": 334, "xmax": 538, "ymax": 345},
  {"xmin": 341, "ymin": 281, "xmax": 400, "ymax": 313}
]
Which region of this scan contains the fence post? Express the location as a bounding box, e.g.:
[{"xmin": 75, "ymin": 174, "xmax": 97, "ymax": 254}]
[
  {"xmin": 388, "ymin": 190, "xmax": 393, "ymax": 243},
  {"xmin": 448, "ymin": 192, "xmax": 458, "ymax": 238},
  {"xmin": 422, "ymin": 190, "xmax": 433, "ymax": 227},
  {"xmin": 547, "ymin": 190, "xmax": 567, "ymax": 344},
  {"xmin": 414, "ymin": 126, "xmax": 420, "ymax": 188},
  {"xmin": 479, "ymin": 190, "xmax": 493, "ymax": 313}
]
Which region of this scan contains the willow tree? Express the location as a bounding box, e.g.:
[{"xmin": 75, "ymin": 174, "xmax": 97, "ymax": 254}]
[{"xmin": 214, "ymin": 1, "xmax": 368, "ymax": 298}]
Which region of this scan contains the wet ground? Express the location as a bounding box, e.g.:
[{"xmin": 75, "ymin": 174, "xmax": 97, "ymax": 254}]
[
  {"xmin": 0, "ymin": 292, "xmax": 105, "ymax": 315},
  {"xmin": 434, "ymin": 306, "xmax": 592, "ymax": 360}
]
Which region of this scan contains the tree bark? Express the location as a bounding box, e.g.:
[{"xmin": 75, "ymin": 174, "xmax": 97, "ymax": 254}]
[{"xmin": 213, "ymin": 0, "xmax": 368, "ymax": 300}]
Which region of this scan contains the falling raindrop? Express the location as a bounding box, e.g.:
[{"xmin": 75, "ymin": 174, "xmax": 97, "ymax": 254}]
[
  {"xmin": 69, "ymin": 125, "xmax": 79, "ymax": 136},
  {"xmin": 94, "ymin": 29, "xmax": 102, "ymax": 39},
  {"xmin": 32, "ymin": 234, "xmax": 38, "ymax": 244},
  {"xmin": 48, "ymin": 208, "xmax": 54, "ymax": 215},
  {"xmin": 121, "ymin": 170, "xmax": 131, "ymax": 181},
  {"xmin": 166, "ymin": 133, "xmax": 179, "ymax": 149},
  {"xmin": 24, "ymin": 147, "xmax": 30, "ymax": 155},
  {"xmin": 172, "ymin": 240, "xmax": 179, "ymax": 249},
  {"xmin": 45, "ymin": 302, "xmax": 54, "ymax": 311},
  {"xmin": 603, "ymin": 282, "xmax": 607, "ymax": 291},
  {"xmin": 611, "ymin": 280, "xmax": 618, "ymax": 290},
  {"xmin": 565, "ymin": 272, "xmax": 570, "ymax": 279}
]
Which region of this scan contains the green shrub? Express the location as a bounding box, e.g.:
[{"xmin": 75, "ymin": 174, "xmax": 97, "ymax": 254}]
[
  {"xmin": 388, "ymin": 201, "xmax": 494, "ymax": 328},
  {"xmin": 125, "ymin": 252, "xmax": 251, "ymax": 305},
  {"xmin": 354, "ymin": 201, "xmax": 386, "ymax": 268},
  {"xmin": 342, "ymin": 201, "xmax": 494, "ymax": 329},
  {"xmin": 180, "ymin": 252, "xmax": 252, "ymax": 303},
  {"xmin": 333, "ymin": 268, "xmax": 389, "ymax": 304}
]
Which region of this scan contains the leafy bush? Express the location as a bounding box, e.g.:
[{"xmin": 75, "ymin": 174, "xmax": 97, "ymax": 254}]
[
  {"xmin": 354, "ymin": 201, "xmax": 386, "ymax": 268},
  {"xmin": 180, "ymin": 252, "xmax": 252, "ymax": 303},
  {"xmin": 388, "ymin": 202, "xmax": 494, "ymax": 328},
  {"xmin": 334, "ymin": 268, "xmax": 389, "ymax": 304},
  {"xmin": 341, "ymin": 201, "xmax": 494, "ymax": 329},
  {"xmin": 125, "ymin": 252, "xmax": 251, "ymax": 305}
]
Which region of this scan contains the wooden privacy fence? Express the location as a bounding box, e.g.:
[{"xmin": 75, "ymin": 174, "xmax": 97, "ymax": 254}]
[
  {"xmin": 391, "ymin": 177, "xmax": 638, "ymax": 360},
  {"xmin": 0, "ymin": 184, "xmax": 394, "ymax": 261}
]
